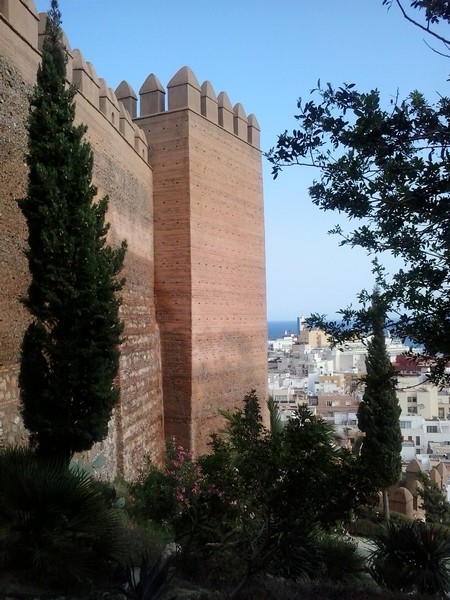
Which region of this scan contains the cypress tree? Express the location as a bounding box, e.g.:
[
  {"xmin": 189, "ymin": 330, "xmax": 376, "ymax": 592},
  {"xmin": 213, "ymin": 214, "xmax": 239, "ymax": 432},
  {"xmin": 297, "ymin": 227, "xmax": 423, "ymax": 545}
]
[
  {"xmin": 18, "ymin": 0, "xmax": 126, "ymax": 462},
  {"xmin": 357, "ymin": 292, "xmax": 402, "ymax": 519}
]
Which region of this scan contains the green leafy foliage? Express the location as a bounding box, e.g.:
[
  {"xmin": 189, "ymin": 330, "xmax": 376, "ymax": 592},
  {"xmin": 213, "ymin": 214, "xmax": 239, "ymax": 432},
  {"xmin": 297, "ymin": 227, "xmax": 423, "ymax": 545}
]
[
  {"xmin": 369, "ymin": 519, "xmax": 450, "ymax": 597},
  {"xmin": 314, "ymin": 534, "xmax": 365, "ymax": 583},
  {"xmin": 131, "ymin": 440, "xmax": 224, "ymax": 568},
  {"xmin": 267, "ymin": 2, "xmax": 450, "ymax": 384},
  {"xmin": 357, "ymin": 293, "xmax": 402, "ymax": 518},
  {"xmin": 18, "ymin": 0, "xmax": 126, "ymax": 461},
  {"xmin": 0, "ymin": 446, "xmax": 123, "ymax": 587},
  {"xmin": 417, "ymin": 471, "xmax": 450, "ymax": 525},
  {"xmin": 133, "ymin": 392, "xmax": 366, "ymax": 596}
]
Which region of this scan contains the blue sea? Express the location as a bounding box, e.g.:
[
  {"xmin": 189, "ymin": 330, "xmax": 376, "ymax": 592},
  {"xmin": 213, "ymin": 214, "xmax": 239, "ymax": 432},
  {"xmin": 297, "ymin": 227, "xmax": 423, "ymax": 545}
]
[{"xmin": 267, "ymin": 320, "xmax": 298, "ymax": 340}]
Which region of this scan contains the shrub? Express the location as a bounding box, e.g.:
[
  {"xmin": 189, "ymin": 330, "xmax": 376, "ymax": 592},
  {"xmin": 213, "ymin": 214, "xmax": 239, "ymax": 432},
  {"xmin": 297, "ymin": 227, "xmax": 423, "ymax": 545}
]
[
  {"xmin": 369, "ymin": 519, "xmax": 450, "ymax": 597},
  {"xmin": 130, "ymin": 456, "xmax": 175, "ymax": 524},
  {"xmin": 0, "ymin": 446, "xmax": 123, "ymax": 587},
  {"xmin": 131, "ymin": 441, "xmax": 222, "ymax": 557},
  {"xmin": 314, "ymin": 534, "xmax": 366, "ymax": 583}
]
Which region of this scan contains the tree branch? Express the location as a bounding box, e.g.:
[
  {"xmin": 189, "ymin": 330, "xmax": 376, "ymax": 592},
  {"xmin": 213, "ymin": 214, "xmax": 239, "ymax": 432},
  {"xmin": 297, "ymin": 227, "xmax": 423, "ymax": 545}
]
[
  {"xmin": 394, "ymin": 0, "xmax": 450, "ymax": 46},
  {"xmin": 424, "ymin": 38, "xmax": 450, "ymax": 58}
]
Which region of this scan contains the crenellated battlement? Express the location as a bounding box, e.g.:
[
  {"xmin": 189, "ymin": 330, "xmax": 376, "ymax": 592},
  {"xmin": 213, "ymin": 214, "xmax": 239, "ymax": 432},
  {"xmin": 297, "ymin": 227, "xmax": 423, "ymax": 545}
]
[
  {"xmin": 0, "ymin": 0, "xmax": 259, "ymax": 161},
  {"xmin": 138, "ymin": 66, "xmax": 260, "ymax": 148}
]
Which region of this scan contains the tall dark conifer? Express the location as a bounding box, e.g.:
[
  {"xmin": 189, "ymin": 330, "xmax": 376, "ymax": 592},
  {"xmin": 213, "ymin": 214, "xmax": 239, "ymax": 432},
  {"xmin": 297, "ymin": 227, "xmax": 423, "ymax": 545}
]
[
  {"xmin": 19, "ymin": 0, "xmax": 126, "ymax": 462},
  {"xmin": 357, "ymin": 292, "xmax": 402, "ymax": 519}
]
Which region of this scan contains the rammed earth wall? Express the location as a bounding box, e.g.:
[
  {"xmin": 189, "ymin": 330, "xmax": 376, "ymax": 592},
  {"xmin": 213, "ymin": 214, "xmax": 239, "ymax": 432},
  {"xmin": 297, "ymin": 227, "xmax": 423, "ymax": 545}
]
[{"xmin": 0, "ymin": 0, "xmax": 267, "ymax": 477}]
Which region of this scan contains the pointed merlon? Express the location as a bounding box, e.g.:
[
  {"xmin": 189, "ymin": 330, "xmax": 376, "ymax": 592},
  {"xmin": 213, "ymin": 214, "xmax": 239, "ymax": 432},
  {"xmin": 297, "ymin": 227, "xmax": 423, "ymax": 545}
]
[
  {"xmin": 233, "ymin": 103, "xmax": 247, "ymax": 140},
  {"xmin": 116, "ymin": 80, "xmax": 138, "ymax": 119},
  {"xmin": 218, "ymin": 91, "xmax": 233, "ymax": 132},
  {"xmin": 436, "ymin": 461, "xmax": 447, "ymax": 482},
  {"xmin": 118, "ymin": 101, "xmax": 134, "ymax": 144},
  {"xmin": 201, "ymin": 80, "xmax": 218, "ymax": 122},
  {"xmin": 406, "ymin": 458, "xmax": 423, "ymax": 474},
  {"xmin": 134, "ymin": 126, "xmax": 148, "ymax": 161},
  {"xmin": 72, "ymin": 49, "xmax": 100, "ymax": 107},
  {"xmin": 99, "ymin": 78, "xmax": 120, "ymax": 128},
  {"xmin": 139, "ymin": 73, "xmax": 165, "ymax": 117},
  {"xmin": 1, "ymin": 0, "xmax": 39, "ymax": 48},
  {"xmin": 167, "ymin": 66, "xmax": 201, "ymax": 113},
  {"xmin": 247, "ymin": 114, "xmax": 260, "ymax": 148}
]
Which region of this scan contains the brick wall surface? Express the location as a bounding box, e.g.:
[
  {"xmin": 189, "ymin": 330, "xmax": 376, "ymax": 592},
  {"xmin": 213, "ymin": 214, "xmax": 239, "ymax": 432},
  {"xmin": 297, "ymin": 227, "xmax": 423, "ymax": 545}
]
[
  {"xmin": 138, "ymin": 109, "xmax": 267, "ymax": 454},
  {"xmin": 74, "ymin": 95, "xmax": 165, "ymax": 476},
  {"xmin": 189, "ymin": 112, "xmax": 267, "ymax": 451},
  {"xmin": 0, "ymin": 2, "xmax": 267, "ymax": 472}
]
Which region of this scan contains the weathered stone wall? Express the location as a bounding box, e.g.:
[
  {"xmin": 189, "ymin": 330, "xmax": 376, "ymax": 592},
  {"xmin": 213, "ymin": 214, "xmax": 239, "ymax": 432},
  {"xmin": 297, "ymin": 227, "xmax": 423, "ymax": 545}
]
[
  {"xmin": 0, "ymin": 2, "xmax": 164, "ymax": 477},
  {"xmin": 0, "ymin": 50, "xmax": 32, "ymax": 449},
  {"xmin": 0, "ymin": 53, "xmax": 30, "ymax": 362},
  {"xmin": 0, "ymin": 366, "xmax": 28, "ymax": 447},
  {"xmin": 0, "ymin": 1, "xmax": 267, "ymax": 468},
  {"xmin": 72, "ymin": 91, "xmax": 165, "ymax": 477}
]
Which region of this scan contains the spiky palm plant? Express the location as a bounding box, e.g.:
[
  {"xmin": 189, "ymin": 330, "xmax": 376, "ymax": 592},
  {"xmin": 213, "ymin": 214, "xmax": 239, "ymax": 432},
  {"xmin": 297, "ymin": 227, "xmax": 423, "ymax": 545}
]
[
  {"xmin": 369, "ymin": 519, "xmax": 450, "ymax": 597},
  {"xmin": 0, "ymin": 447, "xmax": 123, "ymax": 586},
  {"xmin": 314, "ymin": 534, "xmax": 365, "ymax": 583}
]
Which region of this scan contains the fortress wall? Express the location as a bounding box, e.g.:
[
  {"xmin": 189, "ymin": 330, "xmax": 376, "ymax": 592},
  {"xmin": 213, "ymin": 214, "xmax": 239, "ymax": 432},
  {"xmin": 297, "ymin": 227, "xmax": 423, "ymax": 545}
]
[
  {"xmin": 0, "ymin": 51, "xmax": 33, "ymax": 448},
  {"xmin": 188, "ymin": 111, "xmax": 267, "ymax": 452},
  {"xmin": 0, "ymin": 1, "xmax": 40, "ymax": 81},
  {"xmin": 138, "ymin": 76, "xmax": 267, "ymax": 453},
  {"xmin": 1, "ymin": 2, "xmax": 267, "ymax": 466},
  {"xmin": 0, "ymin": 53, "xmax": 31, "ymax": 372},
  {"xmin": 0, "ymin": 3, "xmax": 39, "ymax": 390},
  {"xmin": 0, "ymin": 365, "xmax": 28, "ymax": 448},
  {"xmin": 73, "ymin": 92, "xmax": 164, "ymax": 476},
  {"xmin": 136, "ymin": 110, "xmax": 193, "ymax": 450},
  {"xmin": 0, "ymin": 4, "xmax": 164, "ymax": 476}
]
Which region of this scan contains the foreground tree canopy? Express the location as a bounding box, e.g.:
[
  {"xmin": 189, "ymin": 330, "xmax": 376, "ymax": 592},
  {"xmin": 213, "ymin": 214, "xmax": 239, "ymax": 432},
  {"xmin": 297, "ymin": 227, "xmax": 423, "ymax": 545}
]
[
  {"xmin": 19, "ymin": 0, "xmax": 126, "ymax": 461},
  {"xmin": 133, "ymin": 392, "xmax": 367, "ymax": 596},
  {"xmin": 268, "ymin": 0, "xmax": 450, "ymax": 383}
]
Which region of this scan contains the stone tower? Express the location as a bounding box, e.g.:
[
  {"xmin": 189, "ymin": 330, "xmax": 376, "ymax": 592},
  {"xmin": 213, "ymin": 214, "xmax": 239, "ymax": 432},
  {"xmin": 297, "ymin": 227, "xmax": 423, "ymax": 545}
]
[{"xmin": 137, "ymin": 67, "xmax": 266, "ymax": 452}]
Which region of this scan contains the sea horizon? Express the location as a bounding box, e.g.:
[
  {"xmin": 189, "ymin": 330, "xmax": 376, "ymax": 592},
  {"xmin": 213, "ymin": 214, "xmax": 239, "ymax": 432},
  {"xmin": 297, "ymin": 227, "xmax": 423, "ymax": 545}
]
[{"xmin": 267, "ymin": 320, "xmax": 298, "ymax": 340}]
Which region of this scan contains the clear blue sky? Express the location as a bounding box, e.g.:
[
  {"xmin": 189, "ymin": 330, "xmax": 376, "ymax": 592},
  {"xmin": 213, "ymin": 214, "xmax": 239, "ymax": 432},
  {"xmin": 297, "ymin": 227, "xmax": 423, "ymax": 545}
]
[{"xmin": 34, "ymin": 0, "xmax": 449, "ymax": 320}]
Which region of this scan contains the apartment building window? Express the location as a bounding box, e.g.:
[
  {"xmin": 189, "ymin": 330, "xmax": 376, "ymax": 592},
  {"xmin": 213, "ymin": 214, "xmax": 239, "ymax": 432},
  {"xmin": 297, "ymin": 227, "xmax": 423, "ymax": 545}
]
[
  {"xmin": 400, "ymin": 421, "xmax": 412, "ymax": 429},
  {"xmin": 416, "ymin": 436, "xmax": 421, "ymax": 446},
  {"xmin": 408, "ymin": 407, "xmax": 418, "ymax": 414},
  {"xmin": 427, "ymin": 425, "xmax": 438, "ymax": 433},
  {"xmin": 439, "ymin": 407, "xmax": 445, "ymax": 419},
  {"xmin": 309, "ymin": 398, "xmax": 318, "ymax": 406},
  {"xmin": 407, "ymin": 396, "xmax": 416, "ymax": 403}
]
